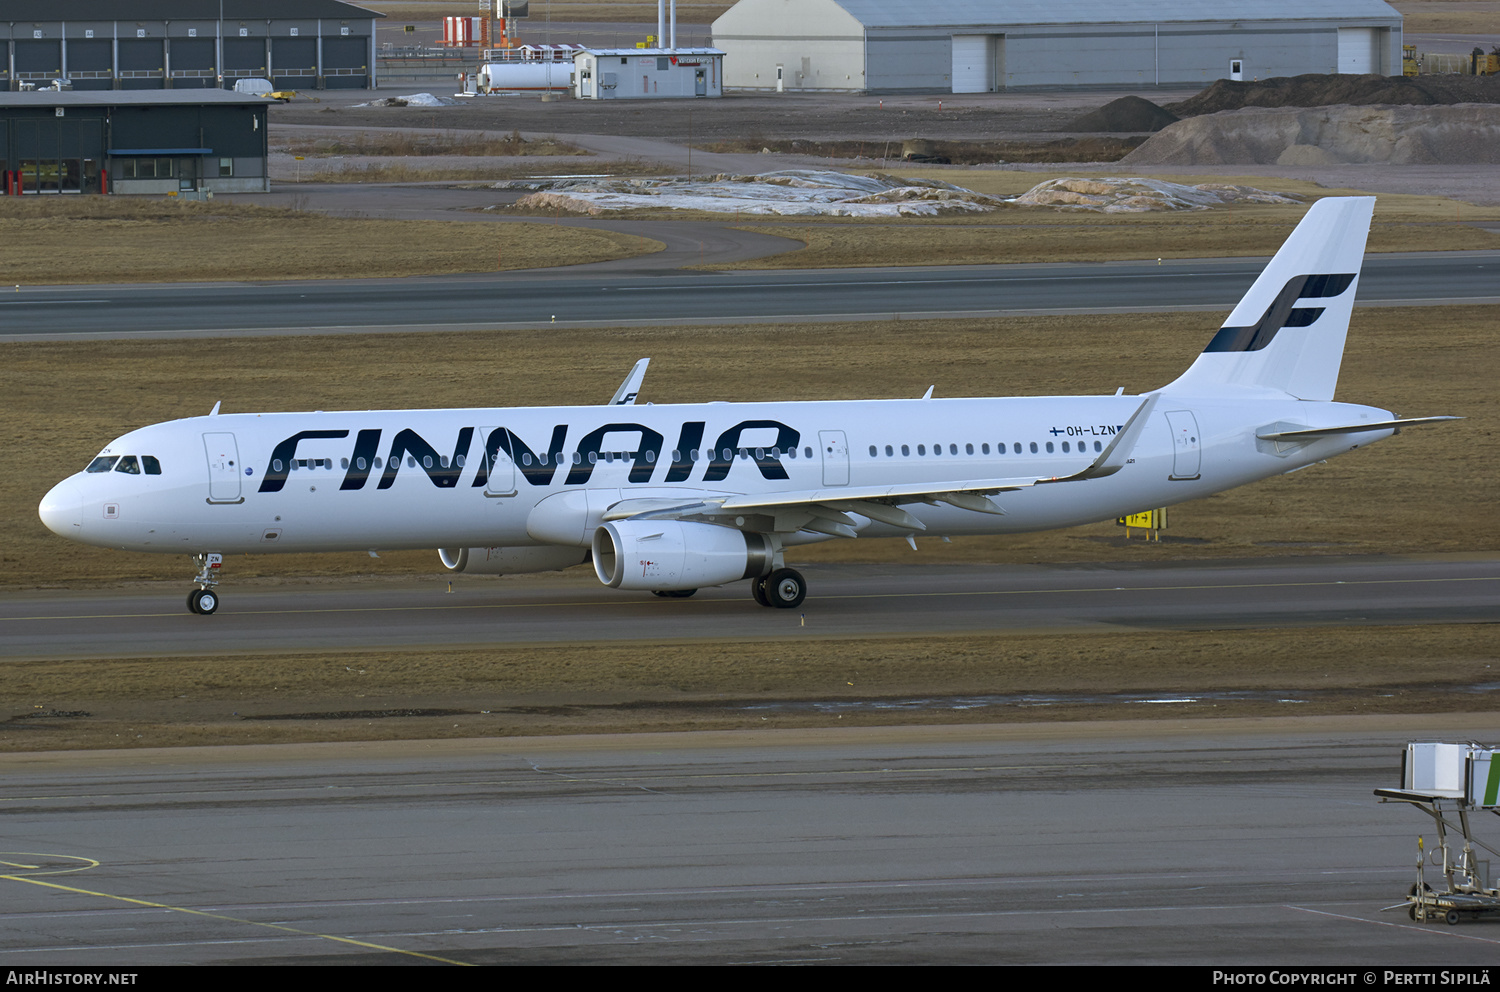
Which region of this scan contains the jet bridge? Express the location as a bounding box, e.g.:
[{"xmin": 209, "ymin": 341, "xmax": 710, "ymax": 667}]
[{"xmin": 1375, "ymin": 742, "xmax": 1500, "ymax": 925}]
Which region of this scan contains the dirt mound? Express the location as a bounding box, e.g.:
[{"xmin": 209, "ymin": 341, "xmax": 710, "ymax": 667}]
[
  {"xmin": 1168, "ymin": 72, "xmax": 1500, "ymax": 117},
  {"xmin": 1010, "ymin": 177, "xmax": 1298, "ymax": 212},
  {"xmin": 1122, "ymin": 104, "xmax": 1500, "ymax": 166},
  {"xmin": 1067, "ymin": 95, "xmax": 1180, "ymax": 133}
]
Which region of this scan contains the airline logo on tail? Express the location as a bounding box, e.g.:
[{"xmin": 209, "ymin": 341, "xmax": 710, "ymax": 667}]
[{"xmin": 1204, "ymin": 273, "xmax": 1356, "ymax": 353}]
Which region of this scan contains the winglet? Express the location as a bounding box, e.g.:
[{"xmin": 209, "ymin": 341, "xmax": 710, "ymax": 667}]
[
  {"xmin": 209, "ymin": 401, "xmax": 222, "ymax": 416},
  {"xmin": 609, "ymin": 358, "xmax": 650, "ymax": 405},
  {"xmin": 1046, "ymin": 393, "xmax": 1159, "ymax": 483}
]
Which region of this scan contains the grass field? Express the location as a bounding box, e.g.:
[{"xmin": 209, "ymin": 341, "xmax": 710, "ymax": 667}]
[
  {"xmin": 5, "ymin": 305, "xmax": 1493, "ymax": 591},
  {"xmin": 5, "ymin": 176, "xmax": 1494, "ymax": 284},
  {"xmin": 2, "ymin": 623, "xmax": 1493, "ymax": 750},
  {"xmin": 0, "ymin": 198, "xmax": 660, "ymax": 284}
]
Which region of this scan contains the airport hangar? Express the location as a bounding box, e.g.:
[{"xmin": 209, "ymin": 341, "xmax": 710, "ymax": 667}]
[
  {"xmin": 711, "ymin": 0, "xmax": 1404, "ymax": 93},
  {"xmin": 1, "ymin": 0, "xmax": 383, "ymax": 93},
  {"xmin": 0, "ymin": 90, "xmax": 269, "ymax": 194}
]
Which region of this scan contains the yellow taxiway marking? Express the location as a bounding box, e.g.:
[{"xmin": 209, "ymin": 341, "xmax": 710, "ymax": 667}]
[
  {"xmin": 2, "ymin": 573, "xmax": 1495, "ymax": 624},
  {"xmin": 0, "ymin": 853, "xmax": 99, "ymax": 874},
  {"xmin": 1, "ymin": 873, "xmax": 472, "ymax": 965}
]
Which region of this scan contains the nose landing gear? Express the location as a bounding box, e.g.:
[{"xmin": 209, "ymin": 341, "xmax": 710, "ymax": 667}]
[{"xmin": 187, "ymin": 553, "xmax": 223, "ymax": 615}]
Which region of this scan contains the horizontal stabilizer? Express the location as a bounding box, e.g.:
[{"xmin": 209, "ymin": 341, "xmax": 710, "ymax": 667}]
[{"xmin": 1256, "ymin": 416, "xmax": 1461, "ymax": 441}]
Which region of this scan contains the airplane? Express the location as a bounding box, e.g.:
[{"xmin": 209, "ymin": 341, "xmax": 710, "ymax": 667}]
[{"xmin": 38, "ymin": 196, "xmax": 1457, "ymax": 615}]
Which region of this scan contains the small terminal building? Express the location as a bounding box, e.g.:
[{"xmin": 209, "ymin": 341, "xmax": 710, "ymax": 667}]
[
  {"xmin": 573, "ymin": 49, "xmax": 724, "ymax": 100},
  {"xmin": 711, "ymin": 0, "xmax": 1404, "ymax": 93},
  {"xmin": 0, "ymin": 90, "xmax": 269, "ymax": 194},
  {"xmin": 2, "ymin": 0, "xmax": 382, "ymax": 92}
]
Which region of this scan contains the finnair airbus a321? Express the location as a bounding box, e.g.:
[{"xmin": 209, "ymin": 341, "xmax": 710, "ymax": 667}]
[{"xmin": 39, "ymin": 197, "xmax": 1454, "ymax": 615}]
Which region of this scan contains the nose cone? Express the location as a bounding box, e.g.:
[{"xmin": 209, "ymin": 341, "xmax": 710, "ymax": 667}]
[{"xmin": 38, "ymin": 479, "xmax": 83, "ymax": 538}]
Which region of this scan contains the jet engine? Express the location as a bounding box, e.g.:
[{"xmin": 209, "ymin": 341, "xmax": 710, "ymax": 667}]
[
  {"xmin": 438, "ymin": 546, "xmax": 588, "ymax": 575},
  {"xmin": 592, "ymin": 519, "xmax": 772, "ymax": 591}
]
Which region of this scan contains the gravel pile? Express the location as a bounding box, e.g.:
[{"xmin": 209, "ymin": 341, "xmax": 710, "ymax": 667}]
[
  {"xmin": 1066, "ymin": 96, "xmax": 1180, "ymax": 133},
  {"xmin": 1123, "ymin": 104, "xmax": 1500, "ymax": 166},
  {"xmin": 1167, "ymin": 72, "xmax": 1500, "ymax": 117}
]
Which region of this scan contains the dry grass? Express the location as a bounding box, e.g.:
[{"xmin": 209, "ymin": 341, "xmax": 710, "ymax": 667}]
[
  {"xmin": 291, "ymin": 157, "xmax": 668, "ymax": 183},
  {"xmin": 274, "ymin": 129, "xmax": 588, "ymax": 157},
  {"xmin": 3, "ymin": 305, "xmax": 1493, "ymax": 591},
  {"xmin": 1391, "ymin": 0, "xmax": 1500, "ymax": 39},
  {"xmin": 2, "ymin": 624, "xmax": 1494, "ymax": 750},
  {"xmin": 0, "ymin": 198, "xmax": 660, "ymax": 284},
  {"xmin": 694, "ymin": 136, "xmax": 1148, "ymax": 164}
]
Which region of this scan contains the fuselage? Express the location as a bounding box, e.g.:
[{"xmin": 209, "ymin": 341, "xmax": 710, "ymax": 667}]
[{"xmin": 39, "ymin": 391, "xmax": 1395, "ymax": 555}]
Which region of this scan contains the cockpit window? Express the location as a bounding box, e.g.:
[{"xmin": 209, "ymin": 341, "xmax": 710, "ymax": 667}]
[
  {"xmin": 114, "ymin": 455, "xmax": 141, "ymax": 474},
  {"xmin": 86, "ymin": 456, "xmax": 118, "ymax": 473},
  {"xmin": 142, "ymin": 456, "xmax": 162, "ymax": 475}
]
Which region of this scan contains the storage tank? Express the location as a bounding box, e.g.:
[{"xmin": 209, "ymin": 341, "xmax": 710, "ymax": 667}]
[{"xmin": 477, "ymin": 45, "xmax": 580, "ymax": 92}]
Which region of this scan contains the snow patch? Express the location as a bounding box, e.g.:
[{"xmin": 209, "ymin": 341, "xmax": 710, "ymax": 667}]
[
  {"xmin": 352, "ymin": 93, "xmax": 462, "ymax": 108},
  {"xmin": 495, "ymin": 170, "xmax": 1007, "ymax": 217}
]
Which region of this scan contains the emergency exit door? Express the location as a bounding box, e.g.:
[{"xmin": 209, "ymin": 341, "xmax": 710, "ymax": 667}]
[
  {"xmin": 1164, "ymin": 410, "xmax": 1201, "ymax": 480},
  {"xmin": 203, "ymin": 432, "xmax": 243, "ymax": 502},
  {"xmin": 819, "ymin": 430, "xmax": 849, "ymax": 486}
]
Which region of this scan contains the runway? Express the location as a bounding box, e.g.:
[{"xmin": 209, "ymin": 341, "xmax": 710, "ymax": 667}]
[
  {"xmin": 1, "ymin": 720, "xmax": 1495, "ymax": 964},
  {"xmin": 2, "ymin": 556, "xmax": 1494, "ymax": 660},
  {"xmin": 3, "ymin": 251, "xmax": 1496, "ymax": 341}
]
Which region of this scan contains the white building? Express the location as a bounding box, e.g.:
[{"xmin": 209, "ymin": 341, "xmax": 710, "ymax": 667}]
[
  {"xmin": 711, "ymin": 0, "xmax": 1403, "ymax": 93},
  {"xmin": 573, "ymin": 48, "xmax": 724, "ymax": 100}
]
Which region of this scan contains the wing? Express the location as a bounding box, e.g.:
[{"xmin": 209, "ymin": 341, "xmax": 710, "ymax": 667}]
[{"xmin": 602, "ymin": 394, "xmax": 1161, "ymax": 538}]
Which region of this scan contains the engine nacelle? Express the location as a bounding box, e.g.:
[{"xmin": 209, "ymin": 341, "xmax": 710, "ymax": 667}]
[
  {"xmin": 438, "ymin": 546, "xmax": 588, "ymax": 575},
  {"xmin": 593, "ymin": 520, "xmax": 772, "ymax": 591}
]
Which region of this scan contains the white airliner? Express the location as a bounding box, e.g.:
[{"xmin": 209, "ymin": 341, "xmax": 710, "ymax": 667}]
[{"xmin": 39, "ymin": 196, "xmax": 1454, "ymax": 615}]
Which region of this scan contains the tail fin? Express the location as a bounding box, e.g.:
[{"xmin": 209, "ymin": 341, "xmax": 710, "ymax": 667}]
[{"xmin": 1162, "ymin": 196, "xmax": 1374, "ymax": 401}]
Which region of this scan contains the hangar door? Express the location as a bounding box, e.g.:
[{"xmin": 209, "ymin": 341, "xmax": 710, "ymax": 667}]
[
  {"xmin": 1337, "ymin": 28, "xmax": 1379, "ymax": 73},
  {"xmin": 951, "ymin": 35, "xmax": 1003, "ymax": 92}
]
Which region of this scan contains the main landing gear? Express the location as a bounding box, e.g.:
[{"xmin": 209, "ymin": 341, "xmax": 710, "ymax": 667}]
[
  {"xmin": 187, "ymin": 552, "xmax": 223, "ymax": 615},
  {"xmin": 751, "ymin": 568, "xmax": 806, "ymax": 609}
]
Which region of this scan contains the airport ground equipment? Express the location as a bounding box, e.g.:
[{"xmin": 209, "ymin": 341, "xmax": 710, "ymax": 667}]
[{"xmin": 1376, "ymin": 742, "xmax": 1500, "ymax": 925}]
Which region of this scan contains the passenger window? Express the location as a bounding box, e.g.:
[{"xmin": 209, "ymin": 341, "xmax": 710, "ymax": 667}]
[
  {"xmin": 142, "ymin": 456, "xmax": 162, "ymax": 475},
  {"xmin": 114, "ymin": 455, "xmax": 140, "ymax": 474},
  {"xmin": 1046, "ymin": 441, "xmax": 1054, "ymax": 453},
  {"xmin": 885, "ymin": 445, "xmax": 893, "ymax": 457},
  {"xmin": 1029, "ymin": 442, "xmax": 1038, "ymax": 454},
  {"xmin": 965, "ymin": 443, "xmax": 974, "ymax": 455},
  {"xmin": 901, "ymin": 444, "xmax": 909, "ymax": 456},
  {"xmin": 982, "ymin": 443, "xmax": 990, "ymax": 454},
  {"xmin": 869, "ymin": 446, "xmax": 877, "ymax": 457},
  {"xmin": 804, "ymin": 447, "xmax": 812, "ymax": 458},
  {"xmin": 87, "ymin": 456, "xmax": 118, "ymax": 473},
  {"xmin": 1062, "ymin": 441, "xmax": 1070, "ymax": 453},
  {"xmin": 950, "ymin": 444, "xmax": 958, "ymax": 455}
]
